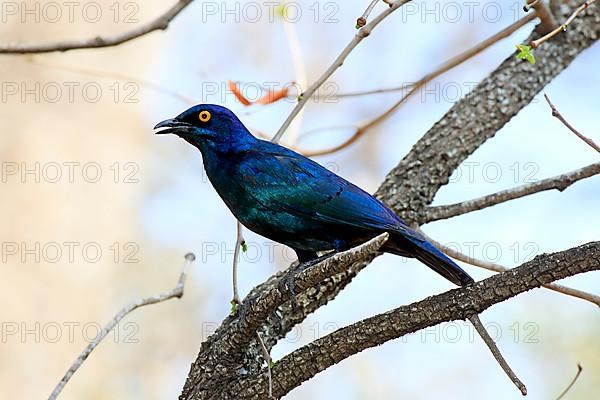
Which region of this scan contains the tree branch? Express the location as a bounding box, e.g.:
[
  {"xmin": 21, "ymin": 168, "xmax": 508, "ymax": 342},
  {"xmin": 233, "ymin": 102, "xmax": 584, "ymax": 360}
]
[
  {"xmin": 227, "ymin": 242, "xmax": 600, "ymax": 399},
  {"xmin": 525, "ymin": 0, "xmax": 559, "ymax": 34},
  {"xmin": 0, "ymin": 0, "xmax": 194, "ymax": 54},
  {"xmin": 303, "ymin": 14, "xmax": 536, "ymax": 157},
  {"xmin": 50, "ymin": 253, "xmax": 196, "ymax": 400},
  {"xmin": 543, "ymin": 93, "xmax": 600, "ymax": 153},
  {"xmin": 375, "ymin": 0, "xmax": 600, "ymax": 225},
  {"xmin": 356, "ymin": 0, "xmax": 382, "ymax": 28},
  {"xmin": 231, "ymin": 221, "xmax": 245, "ymax": 306},
  {"xmin": 422, "ymin": 232, "xmax": 600, "ymax": 308},
  {"xmin": 179, "ymin": 235, "xmax": 387, "ymax": 400},
  {"xmin": 467, "ymin": 314, "xmax": 526, "ymax": 395},
  {"xmin": 555, "ymin": 363, "xmax": 583, "ymax": 400},
  {"xmin": 271, "ymin": 0, "xmax": 413, "ymax": 142},
  {"xmin": 181, "ymin": 2, "xmax": 600, "ymax": 398},
  {"xmin": 531, "ymin": 0, "xmax": 597, "ymax": 48},
  {"xmin": 425, "ymin": 162, "xmax": 600, "ymax": 222}
]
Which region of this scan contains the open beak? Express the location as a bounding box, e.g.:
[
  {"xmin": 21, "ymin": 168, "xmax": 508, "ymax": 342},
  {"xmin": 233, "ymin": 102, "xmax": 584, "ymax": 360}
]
[{"xmin": 154, "ymin": 118, "xmax": 192, "ymax": 135}]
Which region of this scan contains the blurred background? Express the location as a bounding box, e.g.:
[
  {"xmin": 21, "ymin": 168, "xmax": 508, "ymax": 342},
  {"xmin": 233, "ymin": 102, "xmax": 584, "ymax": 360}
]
[{"xmin": 1, "ymin": 1, "xmax": 598, "ymax": 399}]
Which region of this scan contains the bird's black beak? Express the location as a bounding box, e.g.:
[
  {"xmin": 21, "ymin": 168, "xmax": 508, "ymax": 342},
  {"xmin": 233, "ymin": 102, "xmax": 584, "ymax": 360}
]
[{"xmin": 154, "ymin": 118, "xmax": 192, "ymax": 136}]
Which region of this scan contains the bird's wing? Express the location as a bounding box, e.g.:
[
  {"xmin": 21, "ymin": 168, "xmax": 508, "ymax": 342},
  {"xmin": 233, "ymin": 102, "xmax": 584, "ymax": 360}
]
[
  {"xmin": 238, "ymin": 143, "xmax": 474, "ymax": 286},
  {"xmin": 237, "ymin": 143, "xmax": 409, "ymax": 234}
]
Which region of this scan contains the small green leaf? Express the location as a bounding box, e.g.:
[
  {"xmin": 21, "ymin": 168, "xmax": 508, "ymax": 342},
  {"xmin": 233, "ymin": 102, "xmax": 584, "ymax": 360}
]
[
  {"xmin": 516, "ymin": 44, "xmax": 535, "ymax": 64},
  {"xmin": 241, "ymin": 241, "xmax": 248, "ymax": 253},
  {"xmin": 230, "ymin": 301, "xmax": 238, "ymax": 316},
  {"xmin": 269, "ymin": 360, "xmax": 275, "ymax": 369}
]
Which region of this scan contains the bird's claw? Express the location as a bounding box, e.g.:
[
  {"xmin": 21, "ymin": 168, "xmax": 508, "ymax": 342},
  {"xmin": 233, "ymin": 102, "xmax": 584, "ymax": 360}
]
[
  {"xmin": 235, "ymin": 297, "xmax": 255, "ymax": 329},
  {"xmin": 278, "ymin": 266, "xmax": 300, "ymax": 308},
  {"xmin": 278, "ymin": 251, "xmax": 338, "ymax": 308}
]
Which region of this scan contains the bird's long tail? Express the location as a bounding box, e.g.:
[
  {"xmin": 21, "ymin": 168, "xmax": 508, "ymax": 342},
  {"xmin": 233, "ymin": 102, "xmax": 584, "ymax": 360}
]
[{"xmin": 386, "ymin": 232, "xmax": 474, "ymax": 287}]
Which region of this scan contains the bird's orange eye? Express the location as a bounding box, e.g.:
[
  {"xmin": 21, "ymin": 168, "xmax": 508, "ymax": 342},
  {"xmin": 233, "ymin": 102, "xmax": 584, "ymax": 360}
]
[{"xmin": 198, "ymin": 110, "xmax": 211, "ymax": 123}]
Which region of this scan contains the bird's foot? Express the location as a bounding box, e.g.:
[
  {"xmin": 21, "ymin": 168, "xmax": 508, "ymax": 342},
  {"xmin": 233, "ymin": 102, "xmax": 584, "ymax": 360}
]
[
  {"xmin": 234, "ymin": 295, "xmax": 256, "ymax": 330},
  {"xmin": 278, "ymin": 251, "xmax": 338, "ymax": 308},
  {"xmin": 277, "ymin": 264, "xmax": 300, "ymax": 308}
]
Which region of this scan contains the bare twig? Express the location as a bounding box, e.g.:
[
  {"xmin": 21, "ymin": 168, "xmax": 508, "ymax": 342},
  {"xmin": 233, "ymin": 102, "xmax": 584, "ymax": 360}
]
[
  {"xmin": 422, "ymin": 232, "xmax": 600, "ymax": 307},
  {"xmin": 271, "ymin": 0, "xmax": 414, "ymax": 142},
  {"xmin": 232, "ymin": 19, "xmax": 307, "ymax": 306},
  {"xmin": 356, "ymin": 0, "xmax": 381, "ymax": 28},
  {"xmin": 49, "ymin": 253, "xmax": 196, "ymax": 400},
  {"xmin": 228, "ymin": 15, "xmax": 307, "ymax": 300},
  {"xmin": 256, "ymin": 333, "xmax": 274, "ymax": 399},
  {"xmin": 181, "ymin": 4, "xmax": 600, "ymax": 397},
  {"xmin": 544, "ymin": 93, "xmax": 600, "ymax": 153},
  {"xmin": 525, "ymin": 0, "xmax": 559, "ymax": 34},
  {"xmin": 219, "ymin": 234, "xmax": 389, "ymax": 355},
  {"xmin": 226, "ymin": 242, "xmax": 600, "ymax": 399},
  {"xmin": 531, "ymin": 0, "xmax": 597, "ymax": 48},
  {"xmin": 426, "ymin": 162, "xmax": 600, "ymax": 222},
  {"xmin": 0, "ymin": 0, "xmax": 194, "ymax": 54},
  {"xmin": 555, "ymin": 363, "xmax": 583, "ymax": 400},
  {"xmin": 27, "ymin": 56, "xmax": 195, "ymax": 106},
  {"xmin": 281, "ymin": 15, "xmax": 308, "ymax": 145},
  {"xmin": 467, "ymin": 314, "xmax": 527, "ymax": 395},
  {"xmin": 302, "ymin": 14, "xmax": 536, "ymax": 156},
  {"xmin": 232, "ymin": 222, "xmax": 245, "ymax": 306}
]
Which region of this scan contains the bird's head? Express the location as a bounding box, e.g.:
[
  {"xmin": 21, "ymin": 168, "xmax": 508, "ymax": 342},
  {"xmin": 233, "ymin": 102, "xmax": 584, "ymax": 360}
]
[{"xmin": 154, "ymin": 104, "xmax": 253, "ymax": 151}]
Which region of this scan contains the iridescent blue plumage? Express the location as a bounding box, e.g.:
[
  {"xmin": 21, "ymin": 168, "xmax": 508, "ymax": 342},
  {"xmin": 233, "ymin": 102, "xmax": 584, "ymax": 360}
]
[{"xmin": 155, "ymin": 104, "xmax": 473, "ymax": 286}]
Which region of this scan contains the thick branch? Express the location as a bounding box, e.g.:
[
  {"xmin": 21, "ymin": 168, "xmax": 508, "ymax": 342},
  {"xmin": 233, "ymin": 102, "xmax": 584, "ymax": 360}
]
[
  {"xmin": 422, "ymin": 231, "xmax": 600, "ymax": 307},
  {"xmin": 0, "ymin": 0, "xmax": 193, "ymax": 54},
  {"xmin": 425, "ymin": 162, "xmax": 600, "ymax": 222},
  {"xmin": 181, "ymin": 2, "xmax": 600, "ymax": 398},
  {"xmin": 223, "ymin": 234, "xmax": 388, "ymax": 354},
  {"xmin": 229, "ymin": 242, "xmax": 600, "ymax": 399},
  {"xmin": 375, "ymin": 1, "xmax": 600, "ymax": 225},
  {"xmin": 179, "ymin": 235, "xmax": 387, "ymax": 400}
]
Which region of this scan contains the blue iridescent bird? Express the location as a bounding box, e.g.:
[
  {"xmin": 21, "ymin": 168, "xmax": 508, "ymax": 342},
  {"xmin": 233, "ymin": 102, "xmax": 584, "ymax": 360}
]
[{"xmin": 155, "ymin": 104, "xmax": 473, "ymax": 286}]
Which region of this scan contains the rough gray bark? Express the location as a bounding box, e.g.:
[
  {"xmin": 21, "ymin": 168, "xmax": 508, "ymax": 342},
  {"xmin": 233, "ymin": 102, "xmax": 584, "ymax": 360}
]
[
  {"xmin": 425, "ymin": 162, "xmax": 600, "ymax": 222},
  {"xmin": 376, "ymin": 3, "xmax": 600, "ymax": 225},
  {"xmin": 180, "ymin": 2, "xmax": 600, "ymax": 399},
  {"xmin": 226, "ymin": 242, "xmax": 600, "ymax": 399}
]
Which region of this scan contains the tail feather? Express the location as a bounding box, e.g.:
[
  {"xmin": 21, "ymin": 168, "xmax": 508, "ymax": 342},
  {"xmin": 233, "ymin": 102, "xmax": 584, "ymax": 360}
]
[
  {"xmin": 411, "ymin": 241, "xmax": 474, "ymax": 286},
  {"xmin": 386, "ymin": 232, "xmax": 474, "ymax": 286}
]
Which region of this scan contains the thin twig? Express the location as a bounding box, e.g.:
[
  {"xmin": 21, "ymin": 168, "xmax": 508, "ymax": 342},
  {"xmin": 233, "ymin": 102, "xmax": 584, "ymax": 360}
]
[
  {"xmin": 525, "ymin": 0, "xmax": 559, "ymax": 34},
  {"xmin": 301, "ymin": 14, "xmax": 536, "ymax": 156},
  {"xmin": 256, "ymin": 332, "xmax": 274, "ymax": 398},
  {"xmin": 281, "ymin": 14, "xmax": 308, "ymax": 145},
  {"xmin": 233, "ymin": 21, "xmax": 308, "ymax": 309},
  {"xmin": 356, "ymin": 0, "xmax": 381, "ymax": 28},
  {"xmin": 544, "ymin": 93, "xmax": 600, "ymax": 153},
  {"xmin": 49, "ymin": 253, "xmax": 196, "ymax": 400},
  {"xmin": 0, "ymin": 0, "xmax": 194, "ymax": 54},
  {"xmin": 467, "ymin": 314, "xmax": 527, "ymax": 396},
  {"xmin": 232, "ymin": 222, "xmax": 245, "ymax": 306},
  {"xmin": 425, "ymin": 162, "xmax": 600, "ymax": 222},
  {"xmin": 422, "ymin": 232, "xmax": 600, "ymax": 308},
  {"xmin": 232, "ymin": 17, "xmax": 306, "ymax": 305},
  {"xmin": 555, "ymin": 363, "xmax": 583, "ymax": 400},
  {"xmin": 223, "ymin": 234, "xmax": 389, "ymax": 350},
  {"xmin": 271, "ymin": 0, "xmax": 414, "ymax": 143},
  {"xmin": 531, "ymin": 0, "xmax": 597, "ymax": 48},
  {"xmin": 27, "ymin": 56, "xmax": 195, "ymax": 106},
  {"xmin": 231, "ymin": 243, "xmax": 600, "ymax": 398}
]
